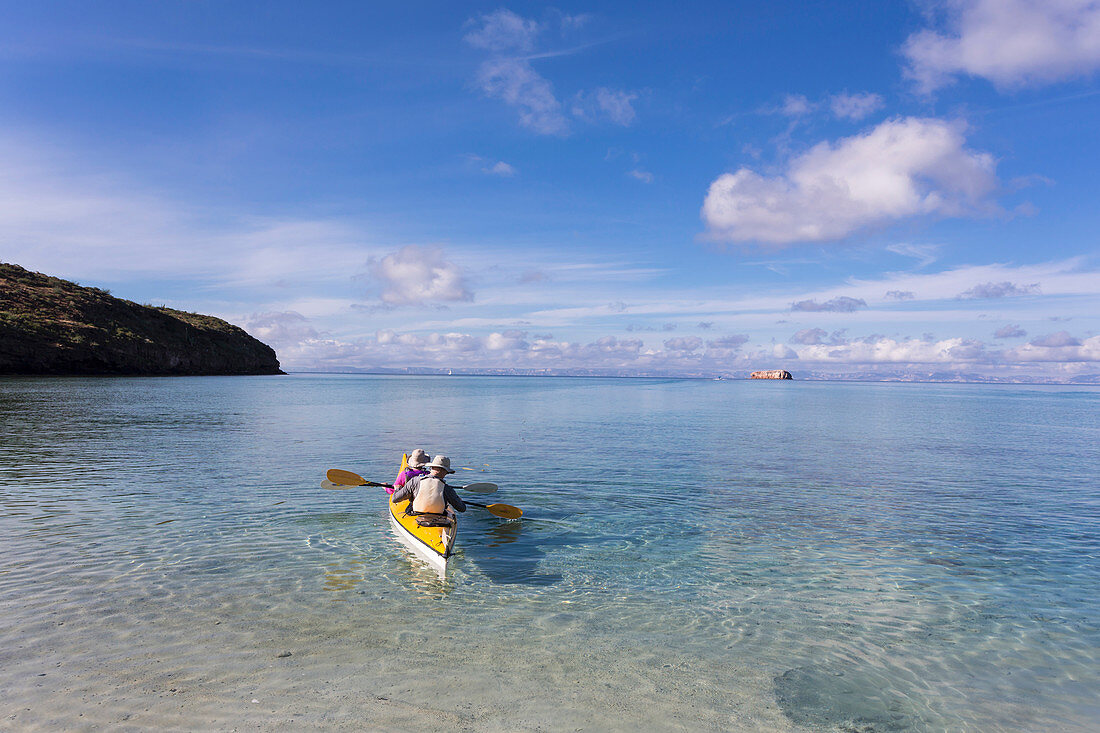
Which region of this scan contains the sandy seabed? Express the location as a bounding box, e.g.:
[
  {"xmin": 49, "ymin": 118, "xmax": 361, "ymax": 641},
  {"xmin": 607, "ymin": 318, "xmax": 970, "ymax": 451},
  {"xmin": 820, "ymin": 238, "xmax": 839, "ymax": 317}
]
[{"xmin": 1, "ymin": 593, "xmax": 797, "ymax": 732}]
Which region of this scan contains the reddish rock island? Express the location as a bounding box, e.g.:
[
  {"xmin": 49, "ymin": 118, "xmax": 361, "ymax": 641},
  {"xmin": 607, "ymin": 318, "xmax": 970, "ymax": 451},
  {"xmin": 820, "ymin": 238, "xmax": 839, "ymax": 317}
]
[{"xmin": 750, "ymin": 370, "xmax": 793, "ymax": 379}]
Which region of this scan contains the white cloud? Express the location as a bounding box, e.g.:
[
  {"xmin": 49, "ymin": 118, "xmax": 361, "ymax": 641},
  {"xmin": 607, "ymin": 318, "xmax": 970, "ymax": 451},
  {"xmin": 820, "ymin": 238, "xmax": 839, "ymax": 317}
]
[
  {"xmin": 628, "ymin": 169, "xmax": 654, "ymax": 183},
  {"xmin": 830, "ymin": 91, "xmax": 884, "ymax": 120},
  {"xmin": 793, "ymin": 336, "xmax": 989, "ymax": 363},
  {"xmin": 904, "ymin": 0, "xmax": 1100, "ymax": 92},
  {"xmin": 791, "ymin": 296, "xmax": 867, "ymax": 313},
  {"xmin": 475, "ymin": 57, "xmax": 569, "ymax": 135},
  {"xmin": 486, "ymin": 330, "xmax": 530, "ymax": 350},
  {"xmin": 464, "ymin": 9, "xmax": 540, "ymax": 52},
  {"xmin": 956, "ymin": 280, "xmax": 1040, "ymax": 299},
  {"xmin": 664, "ymin": 336, "xmax": 704, "ymax": 352},
  {"xmin": 790, "ymin": 328, "xmax": 845, "ymax": 345},
  {"xmin": 244, "ymin": 311, "xmax": 320, "ymax": 346},
  {"xmin": 1029, "ymin": 330, "xmax": 1080, "ymax": 347},
  {"xmin": 994, "ymin": 324, "xmax": 1027, "ymax": 338},
  {"xmin": 778, "ymin": 94, "xmax": 815, "ymax": 117},
  {"xmin": 1008, "ymin": 334, "xmax": 1100, "ymax": 361},
  {"xmin": 573, "ymin": 87, "xmax": 638, "ymax": 125},
  {"xmin": 701, "ymin": 117, "xmax": 999, "ymax": 244},
  {"xmin": 369, "ymin": 245, "xmax": 473, "ymax": 306},
  {"xmin": 464, "ymin": 10, "xmax": 571, "ymax": 136},
  {"xmin": 486, "ymin": 161, "xmax": 517, "ymax": 176},
  {"xmin": 707, "ymin": 334, "xmax": 749, "ymax": 349}
]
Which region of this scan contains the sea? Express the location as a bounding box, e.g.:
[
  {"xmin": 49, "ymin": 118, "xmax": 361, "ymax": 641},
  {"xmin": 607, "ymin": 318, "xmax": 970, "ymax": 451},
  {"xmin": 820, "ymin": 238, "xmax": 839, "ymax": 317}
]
[{"xmin": 1, "ymin": 374, "xmax": 1097, "ymax": 731}]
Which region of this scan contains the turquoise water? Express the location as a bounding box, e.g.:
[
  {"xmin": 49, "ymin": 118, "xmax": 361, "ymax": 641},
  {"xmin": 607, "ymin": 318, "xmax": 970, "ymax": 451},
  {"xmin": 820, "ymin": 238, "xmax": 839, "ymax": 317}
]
[{"xmin": 1, "ymin": 374, "xmax": 1097, "ymax": 731}]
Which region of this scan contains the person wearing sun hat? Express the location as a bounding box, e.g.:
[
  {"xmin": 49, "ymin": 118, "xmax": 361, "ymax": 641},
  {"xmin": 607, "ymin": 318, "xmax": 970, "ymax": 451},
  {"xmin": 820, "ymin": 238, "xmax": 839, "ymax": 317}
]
[
  {"xmin": 390, "ymin": 448, "xmax": 430, "ymax": 495},
  {"xmin": 391, "ymin": 455, "xmax": 466, "ymax": 516}
]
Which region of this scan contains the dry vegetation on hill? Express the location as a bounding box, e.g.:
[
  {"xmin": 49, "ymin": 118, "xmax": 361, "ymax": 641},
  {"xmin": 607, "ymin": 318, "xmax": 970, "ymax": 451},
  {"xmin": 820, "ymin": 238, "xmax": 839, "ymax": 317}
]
[{"xmin": 0, "ymin": 263, "xmax": 283, "ymax": 376}]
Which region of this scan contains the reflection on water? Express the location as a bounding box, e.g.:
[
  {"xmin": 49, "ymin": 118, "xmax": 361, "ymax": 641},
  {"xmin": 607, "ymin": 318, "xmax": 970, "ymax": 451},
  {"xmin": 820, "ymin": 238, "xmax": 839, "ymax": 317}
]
[
  {"xmin": 1, "ymin": 375, "xmax": 1098, "ymax": 731},
  {"xmin": 484, "ymin": 519, "xmax": 522, "ymax": 547}
]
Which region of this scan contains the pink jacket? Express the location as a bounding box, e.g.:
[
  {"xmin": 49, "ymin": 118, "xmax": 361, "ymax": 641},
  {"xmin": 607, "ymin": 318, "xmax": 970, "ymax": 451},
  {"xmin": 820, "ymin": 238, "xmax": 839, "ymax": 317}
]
[{"xmin": 390, "ymin": 467, "xmax": 427, "ymax": 495}]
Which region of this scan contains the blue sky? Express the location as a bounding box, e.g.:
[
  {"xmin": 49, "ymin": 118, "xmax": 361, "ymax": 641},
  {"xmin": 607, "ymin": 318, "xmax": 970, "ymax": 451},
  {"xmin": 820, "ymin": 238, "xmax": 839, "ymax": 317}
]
[{"xmin": 2, "ymin": 1, "xmax": 1099, "ymax": 380}]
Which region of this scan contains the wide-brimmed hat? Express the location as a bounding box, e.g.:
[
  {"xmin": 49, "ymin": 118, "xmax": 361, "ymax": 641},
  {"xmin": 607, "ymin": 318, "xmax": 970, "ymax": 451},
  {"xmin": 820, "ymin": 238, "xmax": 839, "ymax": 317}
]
[
  {"xmin": 408, "ymin": 449, "xmax": 429, "ymax": 469},
  {"xmin": 425, "ymin": 455, "xmax": 455, "ymax": 474}
]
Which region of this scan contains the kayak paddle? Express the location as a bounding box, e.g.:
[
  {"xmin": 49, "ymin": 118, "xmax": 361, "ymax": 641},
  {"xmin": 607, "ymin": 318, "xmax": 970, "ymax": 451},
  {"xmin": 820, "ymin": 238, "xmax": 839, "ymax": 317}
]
[
  {"xmin": 323, "ymin": 469, "xmax": 520, "ymax": 518},
  {"xmin": 325, "ymin": 468, "xmax": 498, "ymax": 493}
]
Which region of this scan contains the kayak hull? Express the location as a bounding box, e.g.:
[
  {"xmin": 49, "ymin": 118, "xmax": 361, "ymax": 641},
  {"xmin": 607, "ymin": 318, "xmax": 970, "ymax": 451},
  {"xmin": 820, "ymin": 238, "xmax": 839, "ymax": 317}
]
[
  {"xmin": 388, "ymin": 453, "xmax": 456, "ymax": 576},
  {"xmin": 388, "ymin": 497, "xmax": 456, "ymax": 576}
]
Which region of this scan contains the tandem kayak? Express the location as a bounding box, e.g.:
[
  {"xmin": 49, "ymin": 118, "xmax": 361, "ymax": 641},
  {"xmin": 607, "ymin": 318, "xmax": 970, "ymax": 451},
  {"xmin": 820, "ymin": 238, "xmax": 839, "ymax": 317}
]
[{"xmin": 388, "ymin": 454, "xmax": 457, "ymax": 576}]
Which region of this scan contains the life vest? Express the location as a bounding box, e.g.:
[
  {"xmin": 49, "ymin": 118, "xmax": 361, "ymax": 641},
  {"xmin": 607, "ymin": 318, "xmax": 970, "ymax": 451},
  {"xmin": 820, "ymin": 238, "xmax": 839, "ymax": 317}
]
[{"xmin": 412, "ymin": 477, "xmax": 447, "ymax": 514}]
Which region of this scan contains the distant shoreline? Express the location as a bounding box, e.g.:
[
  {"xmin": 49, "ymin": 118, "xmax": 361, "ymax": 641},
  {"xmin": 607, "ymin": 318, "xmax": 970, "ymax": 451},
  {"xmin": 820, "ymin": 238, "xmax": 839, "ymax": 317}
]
[{"xmin": 278, "ymin": 370, "xmax": 1100, "ymax": 386}]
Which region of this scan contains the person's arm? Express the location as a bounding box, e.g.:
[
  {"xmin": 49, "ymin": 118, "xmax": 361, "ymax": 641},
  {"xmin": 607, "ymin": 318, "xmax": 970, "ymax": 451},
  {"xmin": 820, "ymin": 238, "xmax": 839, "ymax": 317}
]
[
  {"xmin": 443, "ymin": 484, "xmax": 466, "ymax": 512},
  {"xmin": 392, "ymin": 477, "xmax": 415, "ymax": 503}
]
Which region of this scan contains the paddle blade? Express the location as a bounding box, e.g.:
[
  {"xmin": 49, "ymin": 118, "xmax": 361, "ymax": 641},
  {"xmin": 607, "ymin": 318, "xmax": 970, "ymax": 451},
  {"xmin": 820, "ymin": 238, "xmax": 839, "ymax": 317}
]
[
  {"xmin": 458, "ymin": 482, "xmax": 498, "ymax": 494},
  {"xmin": 321, "ymin": 479, "xmax": 351, "ymax": 490},
  {"xmin": 485, "ymin": 503, "xmax": 522, "ymax": 519},
  {"xmin": 327, "ymin": 468, "xmax": 366, "ymax": 486},
  {"xmin": 465, "ymin": 500, "xmax": 522, "ymax": 519}
]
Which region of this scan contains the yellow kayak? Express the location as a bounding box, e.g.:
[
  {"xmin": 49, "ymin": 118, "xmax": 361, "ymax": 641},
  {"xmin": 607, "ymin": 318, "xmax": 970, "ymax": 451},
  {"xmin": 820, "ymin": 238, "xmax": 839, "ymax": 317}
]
[{"xmin": 388, "ymin": 454, "xmax": 457, "ymax": 576}]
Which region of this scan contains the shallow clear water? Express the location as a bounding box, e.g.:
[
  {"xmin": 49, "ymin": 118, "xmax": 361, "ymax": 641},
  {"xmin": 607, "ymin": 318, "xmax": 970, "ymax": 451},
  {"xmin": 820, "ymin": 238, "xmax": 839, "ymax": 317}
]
[{"xmin": 1, "ymin": 374, "xmax": 1097, "ymax": 731}]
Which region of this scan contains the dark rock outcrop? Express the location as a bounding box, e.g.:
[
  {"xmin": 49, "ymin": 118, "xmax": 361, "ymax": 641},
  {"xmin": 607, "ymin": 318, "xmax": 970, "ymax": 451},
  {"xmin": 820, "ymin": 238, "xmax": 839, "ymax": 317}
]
[
  {"xmin": 1, "ymin": 263, "xmax": 283, "ymax": 376},
  {"xmin": 750, "ymin": 370, "xmax": 793, "ymax": 379}
]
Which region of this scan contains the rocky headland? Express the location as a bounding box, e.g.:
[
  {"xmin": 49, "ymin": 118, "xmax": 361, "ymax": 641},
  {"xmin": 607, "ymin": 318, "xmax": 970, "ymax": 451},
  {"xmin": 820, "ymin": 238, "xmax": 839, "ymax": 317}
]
[
  {"xmin": 0, "ymin": 263, "xmax": 283, "ymax": 376},
  {"xmin": 750, "ymin": 370, "xmax": 793, "ymax": 379}
]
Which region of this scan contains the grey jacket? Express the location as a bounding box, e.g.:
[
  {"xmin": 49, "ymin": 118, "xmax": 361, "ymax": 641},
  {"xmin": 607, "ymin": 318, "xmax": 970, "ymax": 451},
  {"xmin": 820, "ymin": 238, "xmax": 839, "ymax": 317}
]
[{"xmin": 391, "ymin": 474, "xmax": 466, "ymax": 513}]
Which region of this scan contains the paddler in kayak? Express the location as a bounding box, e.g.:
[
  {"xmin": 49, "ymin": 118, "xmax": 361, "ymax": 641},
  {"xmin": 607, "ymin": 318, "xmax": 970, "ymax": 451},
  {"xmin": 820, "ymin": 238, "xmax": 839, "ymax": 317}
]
[
  {"xmin": 391, "ymin": 455, "xmax": 466, "ymax": 519},
  {"xmin": 390, "ymin": 448, "xmax": 429, "ymax": 495}
]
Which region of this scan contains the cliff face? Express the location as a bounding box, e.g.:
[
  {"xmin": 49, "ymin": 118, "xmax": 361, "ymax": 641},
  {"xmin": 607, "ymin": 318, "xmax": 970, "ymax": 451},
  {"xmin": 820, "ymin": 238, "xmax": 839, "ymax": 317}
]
[
  {"xmin": 750, "ymin": 370, "xmax": 793, "ymax": 379},
  {"xmin": 0, "ymin": 263, "xmax": 283, "ymax": 376}
]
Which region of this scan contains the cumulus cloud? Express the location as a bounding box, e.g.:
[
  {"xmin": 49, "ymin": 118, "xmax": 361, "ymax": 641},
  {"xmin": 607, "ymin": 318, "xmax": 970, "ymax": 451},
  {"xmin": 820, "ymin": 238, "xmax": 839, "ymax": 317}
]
[
  {"xmin": 1008, "ymin": 334, "xmax": 1100, "ymax": 362},
  {"xmin": 774, "ymin": 344, "xmax": 799, "ymax": 359},
  {"xmin": 628, "ymin": 169, "xmax": 654, "ymax": 183},
  {"xmin": 903, "ymin": 0, "xmax": 1100, "ymax": 92},
  {"xmin": 280, "ymin": 324, "xmax": 1100, "ymax": 377},
  {"xmin": 244, "ymin": 311, "xmax": 320, "ymax": 347},
  {"xmin": 1030, "ymin": 330, "xmax": 1081, "ymax": 347},
  {"xmin": 885, "ymin": 290, "xmax": 916, "ymax": 300},
  {"xmin": 369, "ymin": 245, "xmax": 473, "ymax": 306},
  {"xmin": 664, "ymin": 336, "xmax": 704, "ymax": 352},
  {"xmin": 994, "ymin": 324, "xmax": 1027, "ymax": 338},
  {"xmin": 475, "ymin": 57, "xmax": 569, "ymax": 135},
  {"xmin": 793, "ymin": 336, "xmax": 989, "ymax": 363},
  {"xmin": 464, "ymin": 9, "xmax": 540, "ymax": 52},
  {"xmin": 956, "ymin": 280, "xmax": 1040, "ymax": 299},
  {"xmin": 791, "ymin": 296, "xmax": 867, "ymax": 313},
  {"xmin": 701, "ymin": 117, "xmax": 999, "ymax": 244},
  {"xmin": 708, "ymin": 334, "xmax": 749, "ymax": 349},
  {"xmin": 486, "ymin": 329, "xmax": 530, "ymax": 350},
  {"xmin": 573, "ymin": 87, "xmax": 639, "ymax": 126},
  {"xmin": 791, "ymin": 328, "xmax": 828, "ymax": 345},
  {"xmin": 830, "ymin": 91, "xmax": 884, "ymax": 120}
]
